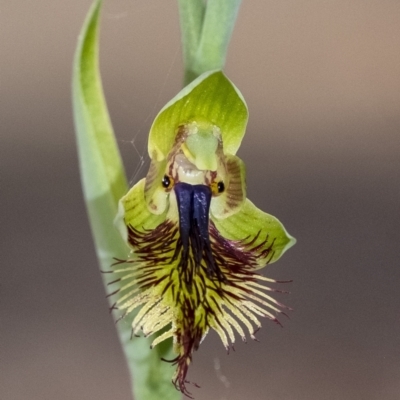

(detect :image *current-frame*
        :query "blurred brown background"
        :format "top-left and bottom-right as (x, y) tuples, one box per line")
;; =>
(1, 1), (399, 399)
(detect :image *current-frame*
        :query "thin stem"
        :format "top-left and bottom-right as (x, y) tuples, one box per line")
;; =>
(177, 0), (205, 84)
(178, 0), (242, 85)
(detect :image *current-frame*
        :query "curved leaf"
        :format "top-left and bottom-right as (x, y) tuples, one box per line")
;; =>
(72, 1), (180, 399)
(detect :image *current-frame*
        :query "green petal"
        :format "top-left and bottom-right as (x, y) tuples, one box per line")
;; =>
(148, 71), (248, 161)
(210, 154), (246, 218)
(144, 159), (169, 215)
(115, 178), (167, 241)
(212, 199), (296, 266)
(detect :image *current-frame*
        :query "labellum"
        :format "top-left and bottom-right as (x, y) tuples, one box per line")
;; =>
(112, 71), (296, 397)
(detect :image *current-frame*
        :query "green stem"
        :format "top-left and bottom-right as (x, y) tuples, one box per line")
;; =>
(178, 0), (242, 85)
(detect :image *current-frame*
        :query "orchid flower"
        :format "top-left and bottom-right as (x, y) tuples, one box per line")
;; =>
(112, 71), (295, 397)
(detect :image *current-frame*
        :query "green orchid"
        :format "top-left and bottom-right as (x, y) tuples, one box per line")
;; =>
(112, 70), (295, 397)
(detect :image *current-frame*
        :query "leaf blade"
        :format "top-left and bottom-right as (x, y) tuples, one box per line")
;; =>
(72, 1), (181, 399)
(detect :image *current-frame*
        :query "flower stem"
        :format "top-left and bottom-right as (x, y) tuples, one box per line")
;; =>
(178, 0), (242, 85)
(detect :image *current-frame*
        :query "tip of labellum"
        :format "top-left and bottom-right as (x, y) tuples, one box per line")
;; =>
(173, 182), (226, 286)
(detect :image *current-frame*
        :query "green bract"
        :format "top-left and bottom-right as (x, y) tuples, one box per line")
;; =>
(114, 71), (296, 397)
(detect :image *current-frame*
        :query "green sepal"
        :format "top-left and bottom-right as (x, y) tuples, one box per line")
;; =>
(212, 199), (296, 267)
(148, 71), (248, 161)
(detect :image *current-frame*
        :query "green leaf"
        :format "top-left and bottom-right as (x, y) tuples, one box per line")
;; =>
(148, 71), (248, 161)
(72, 1), (181, 399)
